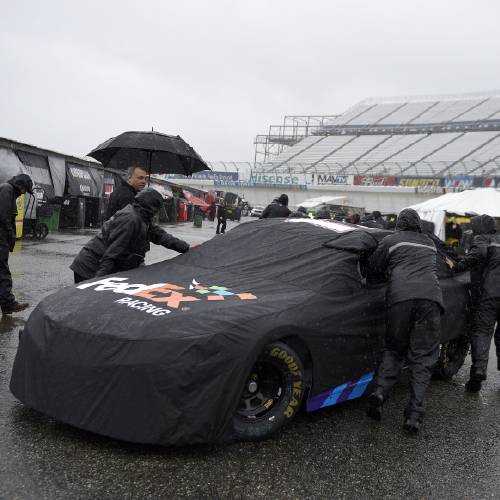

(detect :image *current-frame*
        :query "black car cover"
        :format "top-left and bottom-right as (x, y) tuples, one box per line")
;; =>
(9, 219), (465, 446)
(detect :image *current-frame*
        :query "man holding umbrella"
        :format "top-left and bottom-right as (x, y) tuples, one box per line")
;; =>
(105, 165), (148, 220)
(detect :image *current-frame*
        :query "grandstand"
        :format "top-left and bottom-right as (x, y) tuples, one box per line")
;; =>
(257, 91), (500, 180)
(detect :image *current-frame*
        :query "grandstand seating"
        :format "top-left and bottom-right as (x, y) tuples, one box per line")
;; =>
(314, 135), (391, 171)
(457, 99), (500, 121)
(270, 136), (325, 166)
(290, 136), (355, 167)
(377, 101), (439, 125)
(356, 134), (427, 165)
(327, 94), (500, 127)
(388, 133), (461, 164)
(262, 91), (500, 177)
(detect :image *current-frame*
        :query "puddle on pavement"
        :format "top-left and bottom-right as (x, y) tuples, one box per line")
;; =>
(0, 315), (26, 334)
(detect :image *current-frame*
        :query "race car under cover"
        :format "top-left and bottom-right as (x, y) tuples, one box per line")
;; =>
(10, 218), (471, 446)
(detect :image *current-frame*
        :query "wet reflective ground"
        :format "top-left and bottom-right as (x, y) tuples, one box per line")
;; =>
(1, 220), (499, 499)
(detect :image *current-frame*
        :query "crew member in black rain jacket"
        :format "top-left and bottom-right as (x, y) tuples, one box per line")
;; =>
(260, 194), (291, 218)
(361, 210), (387, 229)
(288, 206), (309, 219)
(216, 202), (227, 234)
(366, 208), (443, 433)
(71, 189), (189, 283)
(0, 174), (33, 314)
(451, 214), (500, 391)
(454, 216), (489, 308)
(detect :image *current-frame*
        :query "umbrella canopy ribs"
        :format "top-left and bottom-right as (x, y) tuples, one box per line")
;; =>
(88, 130), (210, 177)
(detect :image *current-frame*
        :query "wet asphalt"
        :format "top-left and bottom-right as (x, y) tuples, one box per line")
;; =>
(1, 219), (499, 499)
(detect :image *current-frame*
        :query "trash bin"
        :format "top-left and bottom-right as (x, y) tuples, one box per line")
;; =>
(193, 213), (203, 228)
(38, 204), (60, 232)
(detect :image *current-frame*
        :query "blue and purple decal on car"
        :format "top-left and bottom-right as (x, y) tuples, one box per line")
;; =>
(306, 372), (374, 412)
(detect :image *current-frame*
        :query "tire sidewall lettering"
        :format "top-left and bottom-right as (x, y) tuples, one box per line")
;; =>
(268, 346), (304, 418)
(235, 341), (306, 441)
(269, 347), (302, 378)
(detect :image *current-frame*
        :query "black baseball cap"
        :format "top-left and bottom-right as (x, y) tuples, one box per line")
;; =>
(12, 173), (34, 194)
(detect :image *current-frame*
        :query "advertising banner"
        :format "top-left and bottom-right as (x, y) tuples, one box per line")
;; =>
(443, 176), (474, 189)
(192, 171), (239, 181)
(213, 179), (308, 190)
(397, 177), (443, 193)
(250, 172), (305, 186)
(164, 171), (239, 181)
(309, 173), (353, 186)
(66, 164), (101, 197)
(354, 175), (396, 186)
(476, 177), (499, 188)
(214, 180), (254, 188)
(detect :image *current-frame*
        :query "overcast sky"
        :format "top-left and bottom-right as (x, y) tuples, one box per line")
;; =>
(1, 0), (500, 162)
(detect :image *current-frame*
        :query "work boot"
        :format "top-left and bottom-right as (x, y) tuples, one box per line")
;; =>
(366, 391), (384, 421)
(466, 369), (485, 392)
(465, 377), (482, 392)
(1, 302), (29, 315)
(403, 415), (421, 434)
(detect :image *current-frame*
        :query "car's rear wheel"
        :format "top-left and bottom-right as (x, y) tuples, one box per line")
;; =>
(434, 335), (470, 379)
(233, 341), (305, 441)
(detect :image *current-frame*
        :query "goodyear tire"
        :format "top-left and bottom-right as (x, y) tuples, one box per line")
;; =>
(233, 341), (305, 441)
(434, 335), (470, 379)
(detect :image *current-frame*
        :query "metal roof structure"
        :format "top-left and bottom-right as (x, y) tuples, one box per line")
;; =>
(259, 92), (500, 177)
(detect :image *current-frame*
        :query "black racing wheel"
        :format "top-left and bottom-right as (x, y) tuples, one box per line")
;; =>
(234, 341), (305, 441)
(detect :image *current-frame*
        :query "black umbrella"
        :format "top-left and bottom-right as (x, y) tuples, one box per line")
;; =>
(88, 130), (210, 176)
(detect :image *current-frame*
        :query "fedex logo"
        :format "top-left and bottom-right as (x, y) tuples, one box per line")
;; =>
(77, 277), (257, 316)
(77, 277), (199, 310)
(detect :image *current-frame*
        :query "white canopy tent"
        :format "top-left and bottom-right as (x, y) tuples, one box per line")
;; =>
(299, 195), (347, 209)
(408, 188), (500, 240)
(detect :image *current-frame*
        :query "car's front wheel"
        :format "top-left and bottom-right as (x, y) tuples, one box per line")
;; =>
(233, 341), (305, 441)
(434, 335), (470, 379)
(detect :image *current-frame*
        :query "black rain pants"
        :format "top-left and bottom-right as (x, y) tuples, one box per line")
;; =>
(470, 297), (500, 378)
(0, 242), (15, 308)
(216, 219), (226, 234)
(374, 299), (441, 420)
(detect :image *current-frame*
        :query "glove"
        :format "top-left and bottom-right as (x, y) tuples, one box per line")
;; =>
(176, 241), (190, 254)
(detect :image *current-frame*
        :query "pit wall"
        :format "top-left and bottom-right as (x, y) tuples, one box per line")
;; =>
(170, 179), (436, 213)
